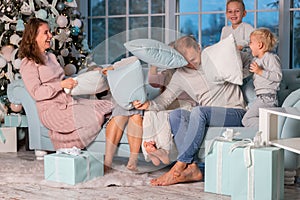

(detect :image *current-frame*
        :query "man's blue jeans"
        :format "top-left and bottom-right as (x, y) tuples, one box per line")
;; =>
(169, 106), (246, 163)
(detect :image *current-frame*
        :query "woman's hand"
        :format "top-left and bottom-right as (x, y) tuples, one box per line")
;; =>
(61, 77), (78, 89)
(132, 100), (150, 110)
(249, 61), (263, 76)
(102, 65), (114, 76)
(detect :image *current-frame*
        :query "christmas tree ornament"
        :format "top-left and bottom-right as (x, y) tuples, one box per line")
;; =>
(60, 48), (69, 57)
(20, 2), (32, 15)
(64, 63), (76, 76)
(70, 26), (80, 36)
(56, 15), (68, 28)
(11, 48), (21, 70)
(71, 19), (82, 28)
(56, 2), (65, 11)
(53, 28), (72, 48)
(10, 34), (21, 46)
(1, 45), (14, 62)
(16, 19), (25, 32)
(35, 9), (48, 20)
(47, 14), (57, 32)
(65, 0), (77, 8)
(0, 56), (7, 69)
(10, 103), (23, 113)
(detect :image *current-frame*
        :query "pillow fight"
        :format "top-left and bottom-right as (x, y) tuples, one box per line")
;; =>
(18, 0), (282, 186)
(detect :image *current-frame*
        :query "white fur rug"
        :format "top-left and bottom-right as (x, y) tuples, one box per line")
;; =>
(0, 151), (169, 188)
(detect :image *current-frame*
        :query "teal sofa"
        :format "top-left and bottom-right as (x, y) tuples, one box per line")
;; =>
(7, 69), (300, 171)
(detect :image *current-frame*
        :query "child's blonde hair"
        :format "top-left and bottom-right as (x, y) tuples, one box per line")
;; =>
(251, 28), (278, 52)
(226, 0), (245, 11)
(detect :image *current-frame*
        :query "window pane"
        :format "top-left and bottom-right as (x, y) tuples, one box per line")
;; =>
(108, 18), (126, 37)
(89, 18), (105, 48)
(257, 12), (279, 35)
(108, 0), (126, 15)
(151, 17), (165, 41)
(243, 12), (255, 27)
(152, 0), (165, 14)
(108, 34), (127, 64)
(258, 0), (279, 10)
(179, 15), (198, 37)
(292, 0), (300, 8)
(179, 0), (198, 12)
(129, 17), (148, 40)
(89, 0), (105, 16)
(201, 14), (225, 47)
(202, 1), (225, 12)
(243, 0), (254, 10)
(129, 0), (148, 14)
(291, 11), (300, 68)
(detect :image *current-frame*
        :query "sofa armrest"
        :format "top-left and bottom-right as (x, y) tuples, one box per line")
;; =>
(7, 80), (54, 151)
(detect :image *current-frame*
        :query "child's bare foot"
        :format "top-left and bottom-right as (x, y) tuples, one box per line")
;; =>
(143, 141), (157, 153)
(147, 154), (161, 166)
(150, 149), (170, 165)
(144, 141), (170, 165)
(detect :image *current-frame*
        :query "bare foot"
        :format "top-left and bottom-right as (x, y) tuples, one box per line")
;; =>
(150, 149), (170, 165)
(104, 165), (112, 174)
(174, 163), (203, 183)
(127, 155), (138, 172)
(143, 141), (157, 153)
(144, 141), (170, 166)
(150, 162), (202, 186)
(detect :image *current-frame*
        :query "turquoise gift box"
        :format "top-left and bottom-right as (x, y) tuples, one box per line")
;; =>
(230, 146), (284, 200)
(4, 115), (28, 127)
(204, 140), (234, 196)
(44, 151), (104, 185)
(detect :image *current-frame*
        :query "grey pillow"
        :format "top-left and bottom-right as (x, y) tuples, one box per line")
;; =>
(107, 57), (146, 110)
(124, 39), (188, 69)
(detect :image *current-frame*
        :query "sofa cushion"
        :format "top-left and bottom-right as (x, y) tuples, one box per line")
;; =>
(124, 39), (188, 69)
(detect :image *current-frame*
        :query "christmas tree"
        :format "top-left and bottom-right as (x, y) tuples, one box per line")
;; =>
(0, 0), (90, 98)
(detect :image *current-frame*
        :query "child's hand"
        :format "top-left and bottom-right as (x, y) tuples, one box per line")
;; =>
(102, 65), (114, 76)
(249, 61), (263, 76)
(132, 100), (150, 110)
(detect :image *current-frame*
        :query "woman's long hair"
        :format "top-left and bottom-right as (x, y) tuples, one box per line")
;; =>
(18, 18), (49, 65)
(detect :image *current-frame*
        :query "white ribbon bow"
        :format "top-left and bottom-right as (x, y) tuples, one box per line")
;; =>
(56, 146), (81, 156)
(230, 131), (263, 168)
(206, 128), (240, 156)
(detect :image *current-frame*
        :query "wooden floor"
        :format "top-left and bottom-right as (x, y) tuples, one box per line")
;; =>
(1, 145), (300, 200)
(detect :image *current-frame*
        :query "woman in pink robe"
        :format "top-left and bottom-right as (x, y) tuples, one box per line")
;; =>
(18, 18), (113, 149)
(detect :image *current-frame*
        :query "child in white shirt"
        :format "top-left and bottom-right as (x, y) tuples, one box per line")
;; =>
(221, 0), (254, 51)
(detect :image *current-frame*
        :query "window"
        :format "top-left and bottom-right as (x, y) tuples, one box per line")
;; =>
(290, 0), (300, 68)
(80, 0), (295, 69)
(82, 0), (165, 64)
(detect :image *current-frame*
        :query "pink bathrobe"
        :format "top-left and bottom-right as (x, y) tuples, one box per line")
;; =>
(20, 52), (113, 149)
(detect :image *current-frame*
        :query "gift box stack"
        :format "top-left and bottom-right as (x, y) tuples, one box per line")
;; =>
(44, 150), (104, 185)
(0, 127), (17, 152)
(204, 131), (284, 200)
(0, 114), (28, 152)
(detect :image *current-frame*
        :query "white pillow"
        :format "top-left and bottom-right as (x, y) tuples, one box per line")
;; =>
(201, 34), (243, 85)
(64, 70), (109, 95)
(107, 56), (146, 110)
(124, 39), (188, 69)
